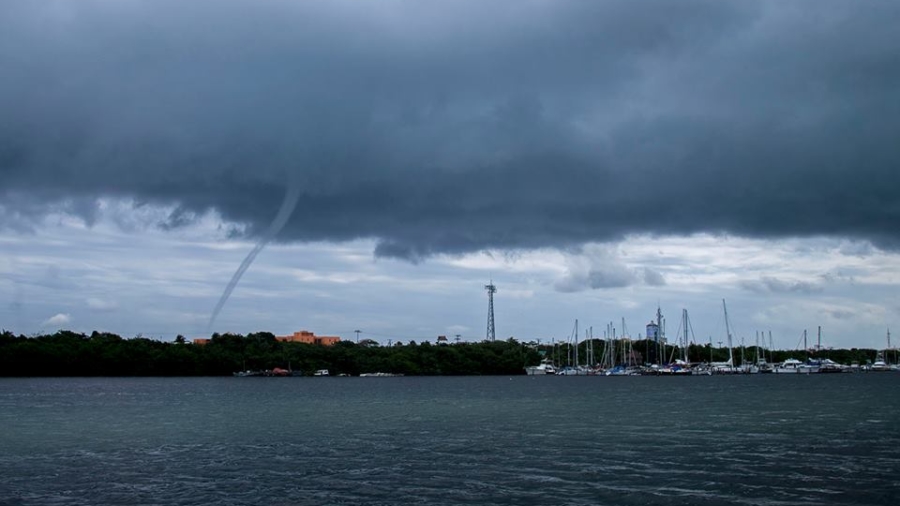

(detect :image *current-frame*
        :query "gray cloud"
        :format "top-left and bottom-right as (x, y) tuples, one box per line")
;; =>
(819, 270), (857, 285)
(824, 308), (855, 320)
(556, 266), (637, 293)
(837, 241), (876, 258)
(742, 276), (823, 294)
(553, 246), (667, 293)
(86, 297), (118, 311)
(642, 268), (666, 287)
(2, 1), (899, 259)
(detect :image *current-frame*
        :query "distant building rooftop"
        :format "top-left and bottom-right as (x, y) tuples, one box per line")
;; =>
(276, 330), (341, 346)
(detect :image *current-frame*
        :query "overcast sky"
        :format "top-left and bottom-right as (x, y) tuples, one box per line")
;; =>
(2, 0), (899, 351)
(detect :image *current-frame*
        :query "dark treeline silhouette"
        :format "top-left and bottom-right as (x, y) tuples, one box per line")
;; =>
(0, 330), (540, 376)
(0, 330), (888, 377)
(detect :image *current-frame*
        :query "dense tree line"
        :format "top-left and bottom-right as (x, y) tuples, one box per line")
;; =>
(0, 330), (540, 376)
(0, 330), (890, 377)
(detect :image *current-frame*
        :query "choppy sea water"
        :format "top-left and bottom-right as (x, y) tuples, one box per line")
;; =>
(1, 375), (898, 506)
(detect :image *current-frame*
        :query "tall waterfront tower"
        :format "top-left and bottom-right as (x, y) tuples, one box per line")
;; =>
(485, 281), (497, 342)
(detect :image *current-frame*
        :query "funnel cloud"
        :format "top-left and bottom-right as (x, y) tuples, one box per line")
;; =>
(207, 182), (301, 333)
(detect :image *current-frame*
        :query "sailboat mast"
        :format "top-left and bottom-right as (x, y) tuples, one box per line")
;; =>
(723, 299), (734, 365)
(889, 329), (894, 365)
(740, 337), (745, 368)
(603, 323), (616, 369)
(756, 331), (761, 364)
(604, 323), (610, 369)
(574, 319), (579, 369)
(612, 324), (617, 369)
(803, 329), (808, 361)
(588, 327), (593, 367)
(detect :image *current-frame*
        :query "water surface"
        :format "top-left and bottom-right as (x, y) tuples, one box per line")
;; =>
(1, 375), (897, 505)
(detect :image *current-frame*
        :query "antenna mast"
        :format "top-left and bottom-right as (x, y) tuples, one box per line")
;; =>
(485, 281), (497, 342)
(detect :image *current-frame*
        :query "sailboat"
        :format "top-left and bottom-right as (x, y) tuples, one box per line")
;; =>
(710, 299), (735, 374)
(663, 309), (694, 374)
(867, 329), (896, 372)
(557, 320), (588, 375)
(755, 331), (772, 373)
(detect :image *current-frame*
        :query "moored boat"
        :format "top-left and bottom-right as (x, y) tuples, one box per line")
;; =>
(773, 358), (819, 374)
(815, 358), (847, 373)
(773, 358), (802, 374)
(866, 352), (892, 372)
(525, 358), (557, 375)
(233, 370), (264, 377)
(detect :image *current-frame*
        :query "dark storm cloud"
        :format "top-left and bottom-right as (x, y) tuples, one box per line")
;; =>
(2, 0), (899, 259)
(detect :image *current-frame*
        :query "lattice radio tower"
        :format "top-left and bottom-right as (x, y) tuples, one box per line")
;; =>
(485, 280), (497, 342)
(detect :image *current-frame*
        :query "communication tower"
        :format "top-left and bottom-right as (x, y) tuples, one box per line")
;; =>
(485, 281), (497, 342)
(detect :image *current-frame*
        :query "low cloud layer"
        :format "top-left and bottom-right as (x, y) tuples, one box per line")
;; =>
(2, 1), (899, 259)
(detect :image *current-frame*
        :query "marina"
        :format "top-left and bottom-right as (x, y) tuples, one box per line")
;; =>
(523, 305), (899, 377)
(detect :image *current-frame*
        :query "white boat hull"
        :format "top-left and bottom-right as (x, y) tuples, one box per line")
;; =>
(773, 368), (799, 374)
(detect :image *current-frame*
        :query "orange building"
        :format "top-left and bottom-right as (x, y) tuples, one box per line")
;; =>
(192, 338), (211, 345)
(276, 330), (341, 346)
